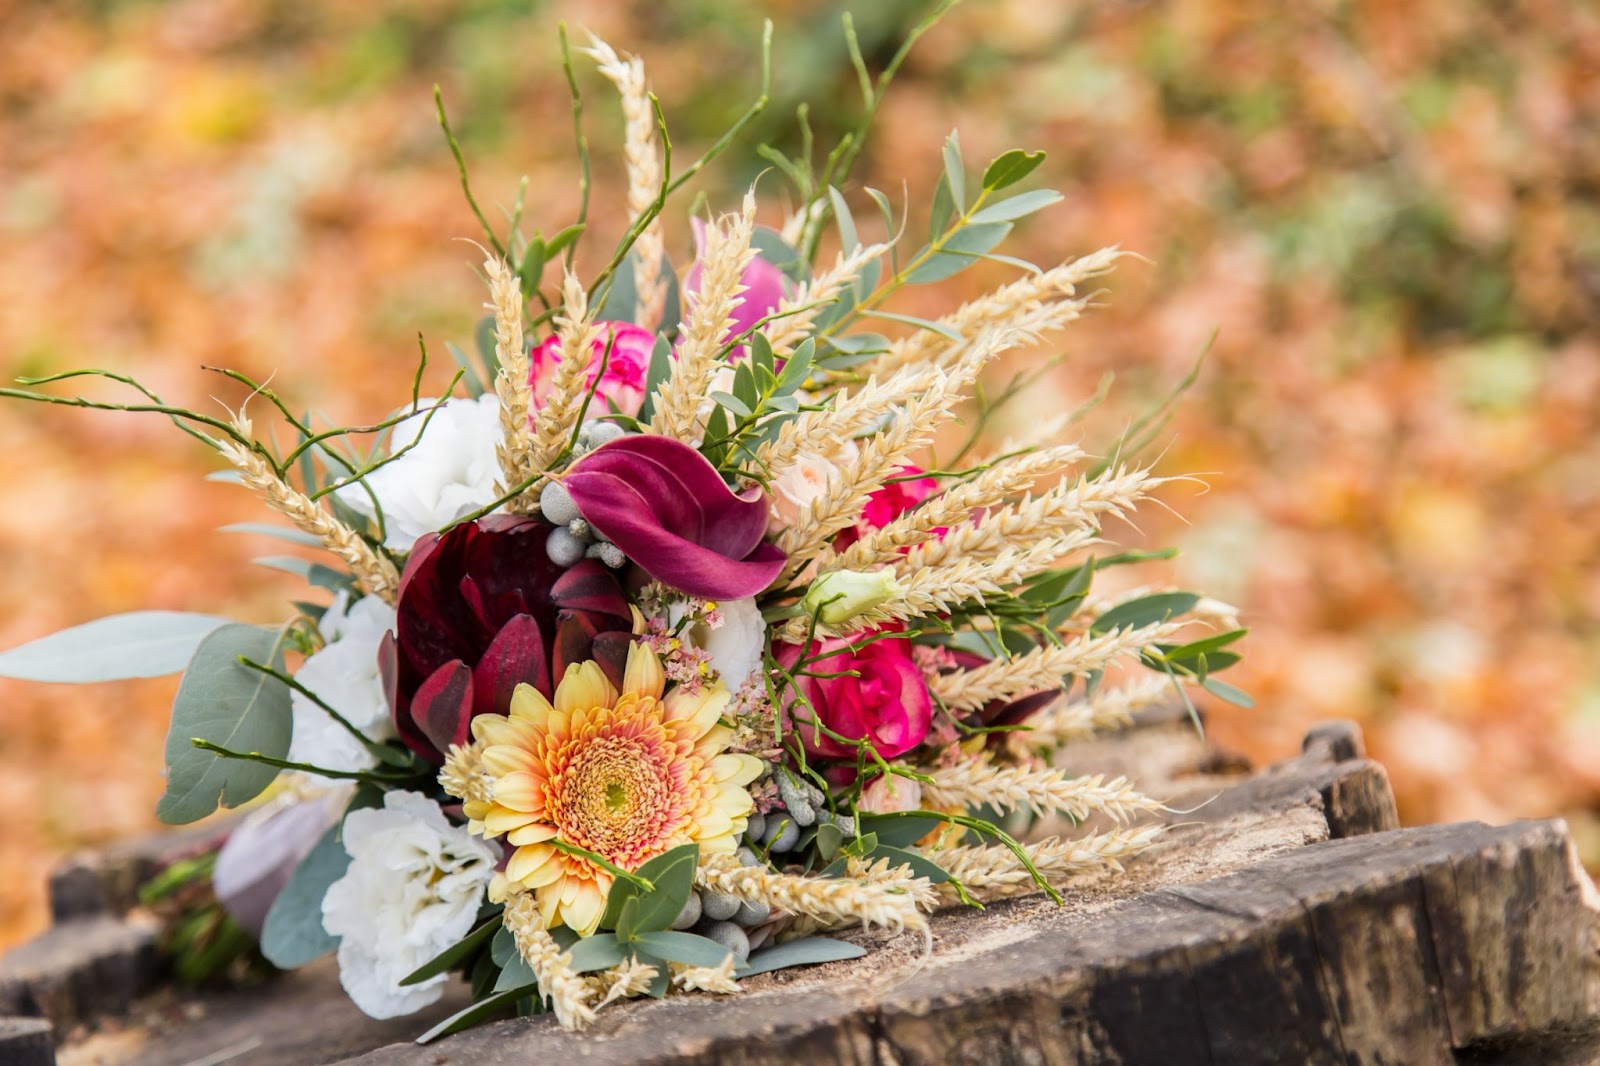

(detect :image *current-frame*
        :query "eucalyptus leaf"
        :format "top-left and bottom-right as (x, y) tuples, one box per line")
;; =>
(968, 189), (1064, 225)
(258, 825), (347, 969)
(1201, 677), (1255, 708)
(258, 785), (382, 970)
(982, 148), (1046, 190)
(856, 813), (944, 849)
(736, 936), (866, 978)
(493, 951), (537, 991)
(416, 984), (535, 1044)
(828, 186), (860, 252)
(750, 227), (808, 284)
(220, 524), (324, 547)
(941, 130), (966, 210)
(638, 334), (673, 423)
(633, 931), (732, 969)
(1090, 593), (1202, 636)
(0, 611), (233, 683)
(711, 391), (753, 418)
(490, 925), (518, 967)
(446, 342), (486, 398)
(155, 624), (294, 825)
(565, 933), (627, 974)
(904, 223), (1013, 285)
(253, 556), (355, 594)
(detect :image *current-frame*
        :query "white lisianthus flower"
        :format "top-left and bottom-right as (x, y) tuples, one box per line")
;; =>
(288, 592), (396, 778)
(766, 450), (838, 534)
(321, 791), (499, 1019)
(335, 394), (503, 551)
(669, 596), (767, 689)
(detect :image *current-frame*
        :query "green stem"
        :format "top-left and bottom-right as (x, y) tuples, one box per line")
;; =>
(549, 840), (654, 892)
(434, 85), (507, 260)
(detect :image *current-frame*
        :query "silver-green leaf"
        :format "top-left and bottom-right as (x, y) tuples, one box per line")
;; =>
(155, 623), (293, 825)
(0, 611), (233, 683)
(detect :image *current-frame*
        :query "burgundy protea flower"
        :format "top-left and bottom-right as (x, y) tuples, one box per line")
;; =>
(380, 516), (633, 763)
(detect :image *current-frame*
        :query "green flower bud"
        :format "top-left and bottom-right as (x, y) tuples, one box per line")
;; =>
(801, 569), (905, 626)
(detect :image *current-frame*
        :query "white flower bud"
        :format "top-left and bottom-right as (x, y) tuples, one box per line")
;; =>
(801, 569), (905, 626)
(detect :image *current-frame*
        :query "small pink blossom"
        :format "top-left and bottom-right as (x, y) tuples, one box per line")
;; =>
(529, 321), (655, 419)
(859, 774), (923, 815)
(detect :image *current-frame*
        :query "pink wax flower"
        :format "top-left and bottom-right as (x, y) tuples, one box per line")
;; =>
(833, 466), (943, 550)
(529, 321), (655, 418)
(775, 628), (934, 761)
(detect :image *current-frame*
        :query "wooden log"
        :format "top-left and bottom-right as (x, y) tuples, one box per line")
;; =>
(13, 720), (1595, 1066)
(0, 1017), (54, 1066)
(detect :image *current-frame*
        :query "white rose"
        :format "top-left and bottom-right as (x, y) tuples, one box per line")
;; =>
(335, 394), (503, 551)
(288, 592), (397, 778)
(669, 596), (767, 690)
(321, 791), (499, 1019)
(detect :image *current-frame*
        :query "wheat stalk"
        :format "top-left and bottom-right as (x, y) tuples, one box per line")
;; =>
(216, 420), (399, 602)
(757, 364), (942, 475)
(650, 194), (757, 441)
(670, 957), (741, 994)
(589, 956), (660, 1007)
(697, 852), (933, 934)
(524, 271), (603, 488)
(827, 444), (1088, 570)
(901, 463), (1162, 575)
(922, 757), (1164, 823)
(586, 37), (667, 330)
(483, 256), (536, 501)
(764, 242), (889, 357)
(929, 620), (1188, 711)
(934, 824), (1164, 902)
(869, 248), (1122, 376)
(1004, 674), (1173, 755)
(505, 892), (598, 1030)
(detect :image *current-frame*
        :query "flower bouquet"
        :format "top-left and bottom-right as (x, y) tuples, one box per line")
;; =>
(0, 12), (1247, 1040)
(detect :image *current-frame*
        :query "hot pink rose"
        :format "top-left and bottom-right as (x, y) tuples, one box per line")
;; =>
(529, 321), (655, 418)
(834, 466), (942, 550)
(776, 629), (933, 761)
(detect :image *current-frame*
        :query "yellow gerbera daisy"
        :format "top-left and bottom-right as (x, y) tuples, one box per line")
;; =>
(468, 641), (765, 935)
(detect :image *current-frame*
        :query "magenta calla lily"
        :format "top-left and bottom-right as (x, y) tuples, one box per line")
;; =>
(563, 435), (786, 600)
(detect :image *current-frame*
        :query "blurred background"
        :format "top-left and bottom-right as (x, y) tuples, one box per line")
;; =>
(1, 0), (1597, 950)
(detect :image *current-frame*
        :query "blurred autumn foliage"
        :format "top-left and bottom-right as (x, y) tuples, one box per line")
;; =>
(1, 0), (1597, 950)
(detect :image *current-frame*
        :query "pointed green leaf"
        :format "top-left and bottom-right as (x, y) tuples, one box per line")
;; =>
(399, 914), (503, 987)
(565, 933), (627, 974)
(736, 936), (866, 977)
(942, 130), (965, 210)
(0, 611), (232, 683)
(1090, 593), (1202, 636)
(634, 931), (733, 969)
(968, 189), (1064, 225)
(981, 149), (1045, 191)
(416, 984), (535, 1044)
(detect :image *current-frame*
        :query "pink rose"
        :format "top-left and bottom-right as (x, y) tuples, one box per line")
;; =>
(776, 628), (933, 761)
(834, 466), (942, 550)
(529, 321), (655, 419)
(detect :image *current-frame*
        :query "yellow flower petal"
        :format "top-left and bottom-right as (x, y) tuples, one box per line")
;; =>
(482, 743), (529, 777)
(562, 881), (607, 936)
(509, 683), (557, 727)
(555, 661), (617, 715)
(484, 806), (538, 836)
(472, 714), (539, 749)
(665, 686), (729, 739)
(708, 753), (765, 787)
(492, 771), (545, 812)
(507, 822), (559, 846)
(622, 641), (665, 701)
(506, 842), (556, 884)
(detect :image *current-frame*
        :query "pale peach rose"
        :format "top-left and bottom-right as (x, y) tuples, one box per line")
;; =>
(767, 451), (840, 533)
(858, 774), (923, 814)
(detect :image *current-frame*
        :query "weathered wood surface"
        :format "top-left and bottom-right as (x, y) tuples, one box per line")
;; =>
(7, 717), (1596, 1066)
